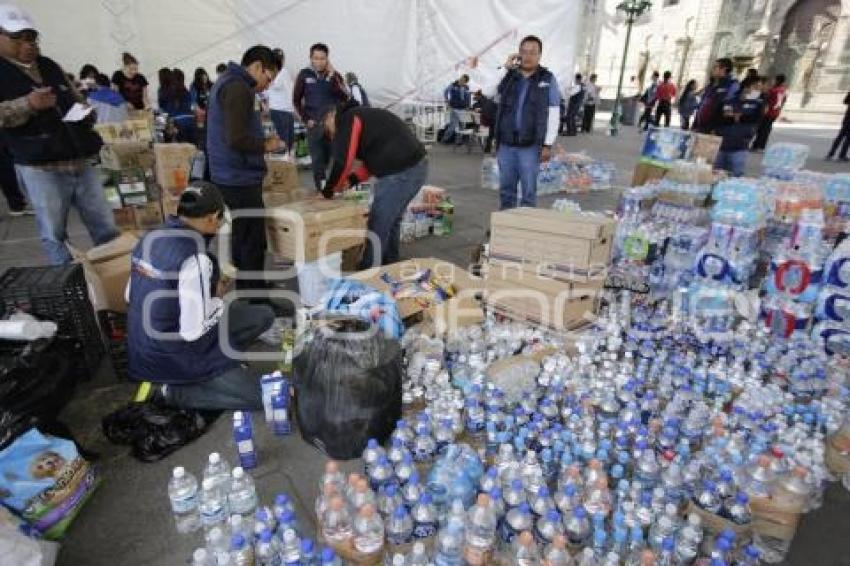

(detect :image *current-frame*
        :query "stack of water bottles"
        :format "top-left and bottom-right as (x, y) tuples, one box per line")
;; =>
(762, 143), (810, 180)
(813, 237), (850, 355)
(168, 450), (347, 566)
(349, 300), (849, 565)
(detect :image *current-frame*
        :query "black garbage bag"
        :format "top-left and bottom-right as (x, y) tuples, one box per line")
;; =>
(102, 402), (220, 462)
(0, 338), (77, 451)
(294, 316), (402, 460)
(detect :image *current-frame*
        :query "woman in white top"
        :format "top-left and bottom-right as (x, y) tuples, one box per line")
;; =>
(267, 48), (296, 150)
(345, 72), (370, 107)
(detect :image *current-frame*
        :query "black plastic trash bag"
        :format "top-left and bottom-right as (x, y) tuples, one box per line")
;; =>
(102, 403), (220, 462)
(294, 316), (402, 460)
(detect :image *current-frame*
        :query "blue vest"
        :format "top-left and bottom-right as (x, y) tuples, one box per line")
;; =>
(0, 56), (103, 164)
(495, 67), (553, 147)
(127, 216), (237, 385)
(206, 62), (266, 187)
(299, 67), (340, 122)
(447, 83), (469, 110)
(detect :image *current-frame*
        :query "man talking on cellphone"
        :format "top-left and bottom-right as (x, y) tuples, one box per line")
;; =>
(484, 35), (560, 210)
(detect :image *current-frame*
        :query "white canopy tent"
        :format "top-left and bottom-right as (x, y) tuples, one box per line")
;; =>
(23, 0), (581, 108)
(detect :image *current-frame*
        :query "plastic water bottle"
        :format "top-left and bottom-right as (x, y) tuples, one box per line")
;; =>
(369, 455), (397, 492)
(256, 528), (283, 566)
(504, 478), (527, 509)
(363, 438), (386, 473)
(271, 382), (291, 435)
(233, 411), (257, 469)
(228, 514), (250, 540)
(203, 453), (232, 495)
(276, 528), (300, 565)
(530, 485), (555, 517)
(564, 506), (592, 549)
(674, 513), (702, 564)
(464, 493), (497, 564)
(412, 424), (437, 463)
(734, 544), (762, 566)
(254, 507), (276, 540)
(191, 547), (214, 566)
(351, 478), (377, 510)
(512, 531), (540, 565)
(402, 472), (424, 508)
(299, 539), (316, 566)
(434, 519), (465, 565)
(274, 493), (296, 521)
(411, 492), (439, 541)
(407, 542), (431, 565)
(725, 492), (752, 524)
(353, 504), (385, 554)
(694, 479), (722, 514)
(200, 477), (228, 531)
(499, 501), (533, 547)
(228, 467), (258, 518)
(229, 533), (254, 565)
(534, 508), (565, 545)
(168, 466), (201, 533)
(321, 496), (353, 544)
(542, 534), (571, 565)
(319, 461), (345, 494)
(395, 452), (417, 486)
(387, 504), (414, 550)
(319, 547), (342, 566)
(206, 526), (229, 564)
(388, 438), (409, 467)
(378, 484), (404, 517)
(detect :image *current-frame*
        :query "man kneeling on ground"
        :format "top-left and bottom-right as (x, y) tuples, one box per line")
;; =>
(126, 182), (274, 410)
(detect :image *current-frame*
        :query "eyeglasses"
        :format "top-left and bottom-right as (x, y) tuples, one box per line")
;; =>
(3, 29), (38, 43)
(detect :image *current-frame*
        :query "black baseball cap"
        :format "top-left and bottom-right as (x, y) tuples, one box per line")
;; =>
(177, 181), (225, 218)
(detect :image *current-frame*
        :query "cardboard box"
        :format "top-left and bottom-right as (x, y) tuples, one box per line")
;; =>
(153, 143), (197, 195)
(94, 119), (154, 143)
(263, 157), (300, 195)
(161, 191), (179, 217)
(113, 202), (163, 231)
(484, 261), (600, 331)
(489, 208), (614, 280)
(100, 142), (155, 171)
(691, 132), (722, 165)
(632, 161), (669, 186)
(640, 126), (692, 165)
(112, 168), (151, 207)
(352, 257), (485, 334)
(70, 232), (139, 312)
(265, 195), (368, 261)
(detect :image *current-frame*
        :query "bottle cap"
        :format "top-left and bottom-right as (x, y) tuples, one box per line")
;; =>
(202, 478), (215, 490)
(209, 452), (220, 464)
(173, 466), (185, 478)
(193, 548), (208, 562)
(321, 547), (337, 562)
(301, 538), (315, 553)
(232, 467), (244, 479)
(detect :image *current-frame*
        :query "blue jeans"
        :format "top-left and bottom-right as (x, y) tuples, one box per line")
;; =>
(497, 144), (540, 209)
(270, 109), (295, 150)
(360, 159), (428, 269)
(17, 164), (120, 264)
(715, 150), (747, 177)
(442, 109), (461, 143)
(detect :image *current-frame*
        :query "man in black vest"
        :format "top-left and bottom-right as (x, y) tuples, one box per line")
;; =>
(127, 182), (275, 410)
(0, 4), (119, 264)
(489, 35), (561, 209)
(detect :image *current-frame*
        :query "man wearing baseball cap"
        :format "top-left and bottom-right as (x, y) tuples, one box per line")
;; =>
(126, 182), (275, 410)
(0, 3), (119, 264)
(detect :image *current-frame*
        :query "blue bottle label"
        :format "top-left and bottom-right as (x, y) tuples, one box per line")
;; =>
(412, 521), (437, 539)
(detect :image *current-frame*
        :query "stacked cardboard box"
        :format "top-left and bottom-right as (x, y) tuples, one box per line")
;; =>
(486, 208), (614, 330)
(265, 194), (368, 262)
(99, 135), (162, 231)
(154, 143), (197, 197)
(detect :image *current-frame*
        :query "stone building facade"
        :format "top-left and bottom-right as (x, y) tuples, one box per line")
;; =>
(578, 0), (850, 112)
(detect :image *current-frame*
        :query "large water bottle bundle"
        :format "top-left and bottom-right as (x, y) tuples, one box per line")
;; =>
(762, 143), (809, 180)
(331, 307), (850, 565)
(822, 173), (850, 239)
(813, 237), (850, 356)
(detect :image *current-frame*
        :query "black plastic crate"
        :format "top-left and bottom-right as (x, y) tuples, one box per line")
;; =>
(0, 264), (104, 375)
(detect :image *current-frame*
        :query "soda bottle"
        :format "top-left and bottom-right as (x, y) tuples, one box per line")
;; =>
(530, 485), (555, 517)
(168, 466), (201, 533)
(402, 472), (424, 509)
(564, 506), (592, 549)
(407, 542), (431, 565)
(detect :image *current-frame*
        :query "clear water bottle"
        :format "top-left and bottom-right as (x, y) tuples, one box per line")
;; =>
(534, 508), (564, 545)
(275, 493), (296, 521)
(300, 538), (316, 566)
(395, 453), (417, 485)
(256, 528), (284, 566)
(369, 455), (397, 492)
(724, 492), (752, 524)
(564, 506), (592, 549)
(402, 472), (424, 508)
(530, 485), (555, 517)
(206, 526), (229, 564)
(542, 534), (571, 565)
(363, 438), (386, 473)
(505, 478), (527, 509)
(499, 501), (533, 547)
(555, 483), (581, 515)
(480, 467), (499, 494)
(656, 537), (675, 566)
(378, 484), (404, 517)
(199, 477), (228, 531)
(254, 507), (276, 540)
(191, 547), (214, 566)
(278, 528), (301, 565)
(168, 466), (201, 533)
(694, 479), (722, 514)
(411, 492), (439, 541)
(391, 419), (415, 449)
(674, 513), (702, 564)
(412, 425), (437, 463)
(320, 460), (345, 494)
(388, 438), (409, 467)
(228, 467), (258, 518)
(351, 478), (377, 510)
(321, 496), (353, 544)
(406, 541), (431, 565)
(464, 493), (497, 564)
(229, 533), (254, 566)
(353, 504), (385, 555)
(203, 453), (232, 494)
(434, 520), (464, 565)
(734, 544), (762, 566)
(512, 531), (540, 565)
(319, 547), (342, 566)
(387, 504), (414, 549)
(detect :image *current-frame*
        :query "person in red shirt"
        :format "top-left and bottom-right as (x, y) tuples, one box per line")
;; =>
(654, 71), (676, 128)
(751, 74), (787, 152)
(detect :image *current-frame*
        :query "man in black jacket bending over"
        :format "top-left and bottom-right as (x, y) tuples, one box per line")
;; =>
(320, 103), (427, 269)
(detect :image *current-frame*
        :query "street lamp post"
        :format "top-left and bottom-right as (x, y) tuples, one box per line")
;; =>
(609, 0), (653, 136)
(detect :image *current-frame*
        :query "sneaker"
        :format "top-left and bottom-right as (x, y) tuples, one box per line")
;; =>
(133, 381), (169, 406)
(8, 206), (34, 217)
